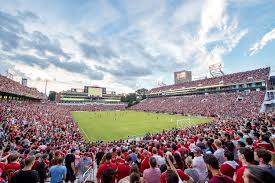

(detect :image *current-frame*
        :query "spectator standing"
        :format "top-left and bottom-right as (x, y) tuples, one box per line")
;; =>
(140, 150), (150, 173)
(191, 146), (208, 183)
(101, 167), (115, 183)
(65, 149), (76, 183)
(214, 140), (225, 166)
(49, 157), (67, 183)
(220, 150), (238, 178)
(96, 152), (117, 183)
(235, 147), (254, 183)
(243, 165), (275, 183)
(34, 154), (47, 183)
(254, 149), (275, 174)
(117, 156), (131, 182)
(184, 156), (199, 183)
(77, 153), (92, 183)
(11, 156), (40, 183)
(4, 153), (21, 182)
(96, 148), (104, 166)
(204, 154), (234, 183)
(143, 157), (161, 183)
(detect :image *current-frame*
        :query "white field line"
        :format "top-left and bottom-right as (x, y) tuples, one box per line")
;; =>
(80, 127), (91, 141)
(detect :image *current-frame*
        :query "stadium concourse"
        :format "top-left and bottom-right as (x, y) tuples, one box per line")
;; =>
(0, 68), (275, 183)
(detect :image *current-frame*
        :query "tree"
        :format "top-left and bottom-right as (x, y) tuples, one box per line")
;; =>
(120, 93), (137, 107)
(48, 91), (57, 101)
(135, 88), (148, 100)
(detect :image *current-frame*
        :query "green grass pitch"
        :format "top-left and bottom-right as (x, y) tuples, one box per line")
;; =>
(71, 111), (211, 142)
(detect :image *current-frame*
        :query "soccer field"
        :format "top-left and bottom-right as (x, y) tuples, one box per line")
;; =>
(71, 111), (211, 142)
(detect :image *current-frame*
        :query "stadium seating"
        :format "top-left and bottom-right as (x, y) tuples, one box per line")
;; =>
(0, 75), (45, 99)
(0, 67), (275, 183)
(130, 91), (265, 118)
(150, 67), (270, 94)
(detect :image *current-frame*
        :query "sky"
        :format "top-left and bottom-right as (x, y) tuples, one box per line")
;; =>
(0, 0), (275, 94)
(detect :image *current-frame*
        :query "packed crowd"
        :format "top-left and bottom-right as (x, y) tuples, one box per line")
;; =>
(0, 68), (274, 183)
(131, 91), (265, 118)
(0, 75), (45, 99)
(0, 95), (274, 183)
(150, 67), (270, 94)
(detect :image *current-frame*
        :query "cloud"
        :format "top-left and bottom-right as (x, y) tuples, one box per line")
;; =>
(0, 0), (251, 92)
(96, 59), (151, 78)
(0, 10), (103, 81)
(16, 10), (39, 21)
(249, 28), (275, 56)
(11, 54), (103, 80)
(27, 31), (71, 59)
(79, 42), (117, 63)
(0, 11), (25, 51)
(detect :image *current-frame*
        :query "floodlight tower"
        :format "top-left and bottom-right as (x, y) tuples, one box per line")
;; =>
(209, 63), (224, 77)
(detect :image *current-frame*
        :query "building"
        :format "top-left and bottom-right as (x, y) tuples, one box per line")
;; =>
(270, 76), (275, 90)
(174, 70), (192, 84)
(21, 78), (27, 86)
(56, 85), (122, 104)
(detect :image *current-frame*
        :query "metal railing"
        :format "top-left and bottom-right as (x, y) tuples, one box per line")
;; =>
(82, 161), (97, 183)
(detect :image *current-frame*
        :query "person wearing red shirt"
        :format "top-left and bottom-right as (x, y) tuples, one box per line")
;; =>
(156, 144), (163, 157)
(160, 154), (191, 183)
(220, 150), (239, 178)
(116, 156), (131, 181)
(112, 149), (125, 165)
(203, 154), (234, 183)
(178, 142), (189, 158)
(235, 147), (254, 183)
(140, 150), (150, 173)
(96, 152), (117, 183)
(4, 153), (21, 182)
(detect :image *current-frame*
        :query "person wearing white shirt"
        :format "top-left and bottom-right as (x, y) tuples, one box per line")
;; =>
(214, 139), (225, 166)
(191, 146), (208, 183)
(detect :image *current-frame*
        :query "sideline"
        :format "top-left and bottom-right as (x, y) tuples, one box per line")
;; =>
(80, 127), (91, 141)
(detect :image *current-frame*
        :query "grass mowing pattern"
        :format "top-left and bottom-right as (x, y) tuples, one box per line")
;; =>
(71, 111), (211, 142)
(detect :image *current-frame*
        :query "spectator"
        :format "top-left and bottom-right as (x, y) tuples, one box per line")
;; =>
(160, 154), (191, 183)
(243, 165), (275, 183)
(49, 157), (67, 183)
(174, 153), (184, 171)
(118, 165), (141, 183)
(184, 156), (199, 183)
(4, 153), (21, 182)
(140, 150), (150, 173)
(102, 167), (115, 183)
(96, 152), (117, 183)
(220, 150), (238, 178)
(235, 147), (254, 183)
(11, 156), (40, 183)
(143, 157), (161, 183)
(65, 148), (76, 183)
(214, 140), (225, 167)
(191, 146), (208, 183)
(34, 154), (47, 183)
(203, 154), (234, 183)
(165, 169), (178, 183)
(77, 152), (92, 183)
(152, 148), (164, 167)
(130, 172), (140, 183)
(254, 149), (275, 174)
(117, 156), (131, 181)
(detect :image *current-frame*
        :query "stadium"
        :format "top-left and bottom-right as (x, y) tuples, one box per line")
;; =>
(1, 1), (275, 183)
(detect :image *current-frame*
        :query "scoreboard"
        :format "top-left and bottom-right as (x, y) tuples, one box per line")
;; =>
(88, 87), (103, 97)
(174, 70), (192, 84)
